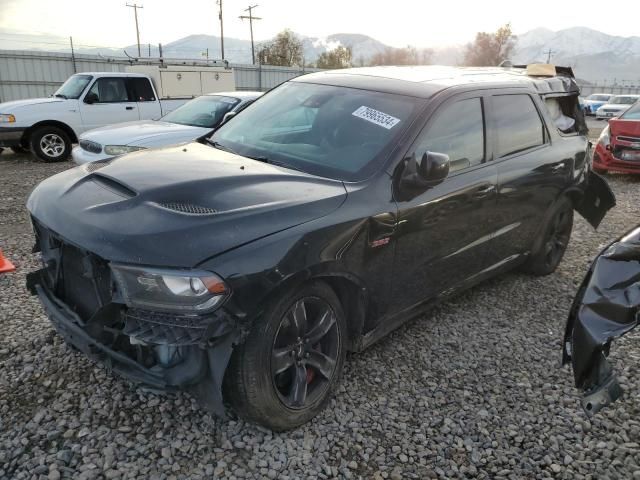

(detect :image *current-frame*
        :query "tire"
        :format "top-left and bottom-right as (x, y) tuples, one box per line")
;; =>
(29, 126), (71, 162)
(522, 197), (573, 276)
(224, 281), (347, 431)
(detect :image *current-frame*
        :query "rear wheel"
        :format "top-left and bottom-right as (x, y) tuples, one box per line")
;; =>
(522, 197), (573, 276)
(30, 126), (71, 162)
(224, 281), (347, 431)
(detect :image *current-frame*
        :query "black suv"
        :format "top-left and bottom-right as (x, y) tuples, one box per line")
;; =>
(27, 65), (615, 430)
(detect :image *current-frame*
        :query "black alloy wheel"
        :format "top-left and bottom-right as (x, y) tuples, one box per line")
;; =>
(522, 197), (574, 276)
(223, 281), (347, 431)
(271, 297), (340, 409)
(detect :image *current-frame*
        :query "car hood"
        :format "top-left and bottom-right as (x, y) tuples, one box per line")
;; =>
(609, 118), (640, 139)
(27, 142), (347, 267)
(80, 120), (212, 147)
(598, 103), (630, 111)
(0, 97), (65, 111)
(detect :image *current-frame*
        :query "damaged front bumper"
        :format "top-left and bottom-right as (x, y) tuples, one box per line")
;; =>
(27, 263), (240, 417)
(563, 225), (640, 416)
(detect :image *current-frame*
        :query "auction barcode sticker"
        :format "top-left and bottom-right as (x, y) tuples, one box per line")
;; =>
(352, 106), (401, 130)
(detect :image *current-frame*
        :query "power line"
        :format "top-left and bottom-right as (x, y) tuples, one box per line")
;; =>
(126, 3), (144, 57)
(239, 4), (262, 64)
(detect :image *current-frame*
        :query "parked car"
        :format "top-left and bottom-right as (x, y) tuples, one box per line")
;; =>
(0, 65), (234, 162)
(563, 224), (640, 416)
(72, 91), (262, 165)
(26, 65), (615, 430)
(582, 93), (612, 116)
(595, 95), (640, 119)
(592, 101), (640, 174)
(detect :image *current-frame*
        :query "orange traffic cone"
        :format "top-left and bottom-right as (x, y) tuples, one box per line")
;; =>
(0, 249), (16, 273)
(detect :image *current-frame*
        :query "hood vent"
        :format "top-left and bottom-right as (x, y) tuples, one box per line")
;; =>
(158, 202), (217, 215)
(84, 159), (113, 173)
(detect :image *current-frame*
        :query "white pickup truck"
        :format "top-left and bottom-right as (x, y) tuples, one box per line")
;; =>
(0, 65), (235, 162)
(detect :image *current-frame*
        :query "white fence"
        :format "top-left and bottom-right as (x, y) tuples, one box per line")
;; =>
(0, 50), (321, 102)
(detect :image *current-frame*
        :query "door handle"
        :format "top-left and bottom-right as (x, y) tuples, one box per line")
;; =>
(126, 106), (135, 110)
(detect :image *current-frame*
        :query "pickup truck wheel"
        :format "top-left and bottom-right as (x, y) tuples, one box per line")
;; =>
(522, 197), (573, 276)
(30, 126), (71, 162)
(224, 281), (347, 431)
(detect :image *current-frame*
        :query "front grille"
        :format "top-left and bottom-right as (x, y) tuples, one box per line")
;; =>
(158, 202), (217, 215)
(80, 140), (102, 154)
(33, 220), (111, 321)
(123, 309), (210, 345)
(617, 135), (640, 143)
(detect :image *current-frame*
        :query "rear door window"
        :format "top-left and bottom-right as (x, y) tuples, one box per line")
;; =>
(493, 94), (545, 157)
(412, 97), (485, 173)
(128, 78), (156, 102)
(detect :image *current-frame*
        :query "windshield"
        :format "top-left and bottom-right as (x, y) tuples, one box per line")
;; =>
(163, 95), (240, 128)
(611, 96), (639, 105)
(588, 95), (610, 102)
(210, 82), (420, 181)
(54, 74), (92, 99)
(620, 101), (640, 120)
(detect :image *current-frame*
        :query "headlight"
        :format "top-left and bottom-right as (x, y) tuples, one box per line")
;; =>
(104, 145), (146, 156)
(111, 264), (229, 313)
(597, 125), (610, 147)
(0, 114), (16, 123)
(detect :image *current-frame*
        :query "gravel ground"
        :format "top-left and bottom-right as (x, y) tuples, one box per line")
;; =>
(1, 147), (639, 480)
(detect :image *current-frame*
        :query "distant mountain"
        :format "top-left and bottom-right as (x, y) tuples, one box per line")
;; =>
(2, 27), (639, 84)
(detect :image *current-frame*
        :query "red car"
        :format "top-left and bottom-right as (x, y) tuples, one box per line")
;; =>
(592, 101), (640, 174)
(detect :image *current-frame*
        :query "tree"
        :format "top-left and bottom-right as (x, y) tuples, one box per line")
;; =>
(464, 23), (517, 67)
(316, 45), (352, 69)
(257, 29), (304, 67)
(370, 46), (433, 66)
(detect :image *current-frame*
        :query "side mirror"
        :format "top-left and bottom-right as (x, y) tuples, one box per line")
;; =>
(84, 93), (98, 104)
(220, 111), (237, 125)
(399, 150), (450, 191)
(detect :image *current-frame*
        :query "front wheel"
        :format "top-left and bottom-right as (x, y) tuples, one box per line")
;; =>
(522, 197), (574, 276)
(30, 126), (71, 162)
(224, 281), (347, 431)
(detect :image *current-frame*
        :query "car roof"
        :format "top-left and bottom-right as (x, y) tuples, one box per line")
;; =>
(294, 65), (580, 98)
(611, 94), (640, 98)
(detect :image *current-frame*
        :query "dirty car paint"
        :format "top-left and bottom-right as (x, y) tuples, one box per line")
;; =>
(563, 225), (640, 416)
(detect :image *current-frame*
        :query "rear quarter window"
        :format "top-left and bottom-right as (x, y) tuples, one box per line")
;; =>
(493, 94), (545, 157)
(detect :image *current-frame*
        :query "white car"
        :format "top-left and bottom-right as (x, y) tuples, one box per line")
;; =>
(595, 95), (640, 119)
(582, 93), (612, 116)
(72, 91), (262, 165)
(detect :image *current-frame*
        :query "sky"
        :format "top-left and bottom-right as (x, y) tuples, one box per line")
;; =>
(0, 0), (638, 50)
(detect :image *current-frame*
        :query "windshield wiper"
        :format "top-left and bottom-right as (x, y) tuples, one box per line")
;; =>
(205, 139), (237, 155)
(246, 155), (304, 173)
(54, 93), (68, 99)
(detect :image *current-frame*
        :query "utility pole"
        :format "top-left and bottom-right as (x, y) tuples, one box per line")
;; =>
(544, 48), (555, 63)
(126, 3), (143, 57)
(217, 0), (224, 60)
(69, 36), (77, 73)
(240, 5), (262, 64)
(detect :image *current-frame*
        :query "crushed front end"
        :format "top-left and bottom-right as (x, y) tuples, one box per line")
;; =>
(563, 225), (640, 416)
(26, 219), (240, 416)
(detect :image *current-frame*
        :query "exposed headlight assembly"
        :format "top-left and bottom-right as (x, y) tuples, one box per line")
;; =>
(597, 125), (610, 148)
(0, 114), (16, 123)
(111, 264), (229, 313)
(104, 145), (147, 155)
